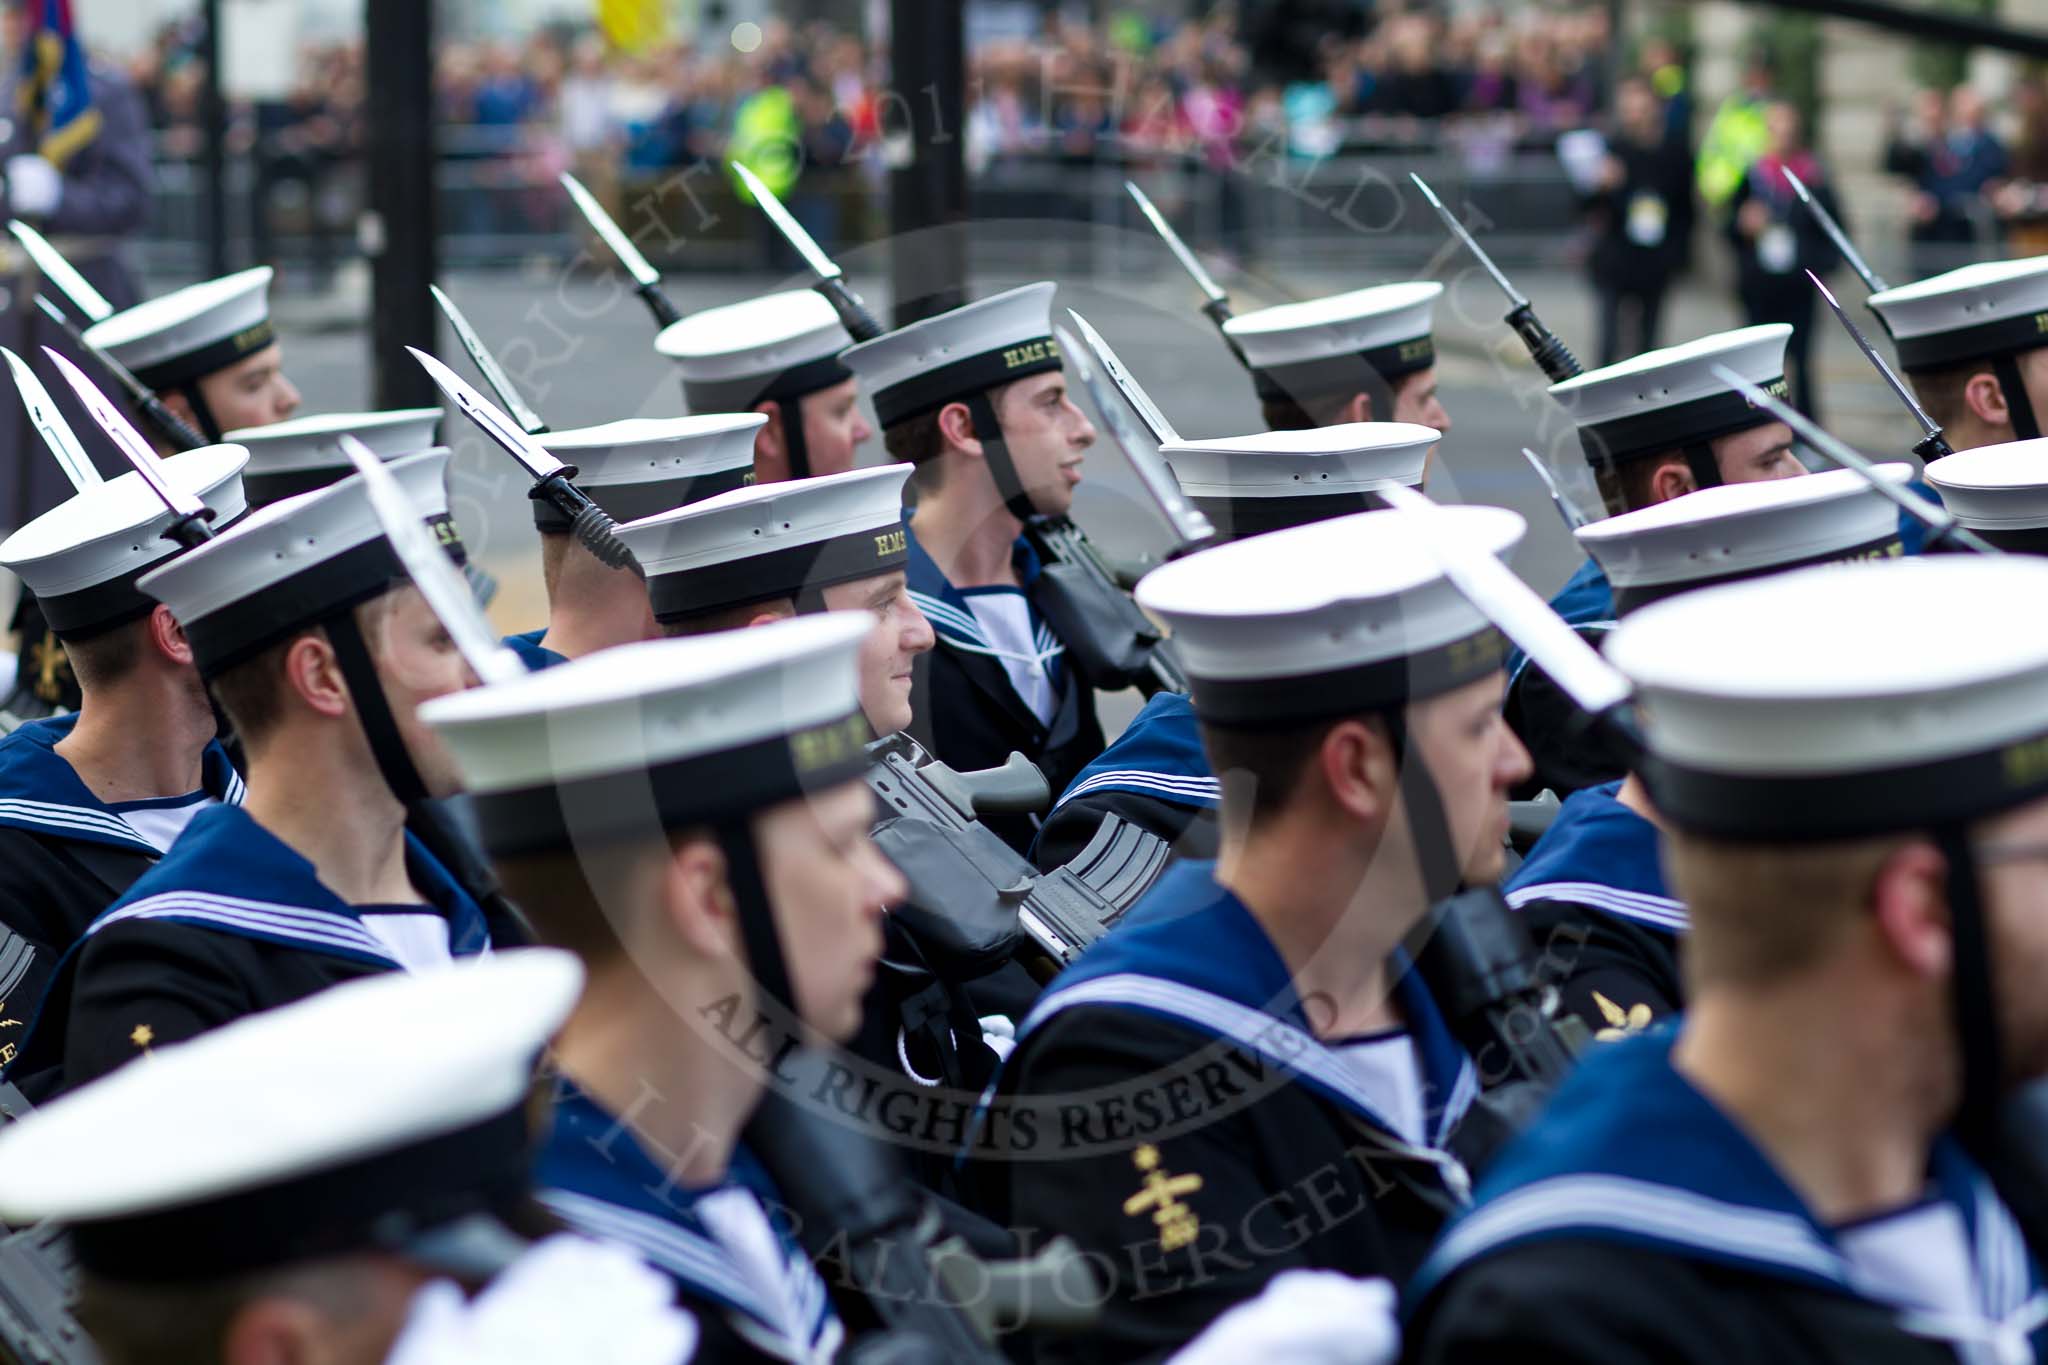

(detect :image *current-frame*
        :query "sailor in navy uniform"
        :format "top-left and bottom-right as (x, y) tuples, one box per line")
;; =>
(1869, 255), (2048, 454)
(82, 266), (301, 444)
(1925, 439), (2048, 554)
(839, 283), (1104, 855)
(0, 951), (697, 1363)
(222, 406), (445, 507)
(656, 288), (868, 484)
(1030, 422), (1437, 875)
(426, 615), (904, 1363)
(503, 413), (763, 671)
(6, 451), (520, 1098)
(972, 506), (1533, 1361)
(1223, 283), (1451, 436)
(1507, 463), (1914, 1040)
(0, 443), (249, 1039)
(1407, 554), (2048, 1364)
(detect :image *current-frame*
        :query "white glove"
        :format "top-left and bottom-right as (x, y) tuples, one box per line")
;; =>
(1165, 1271), (1400, 1365)
(979, 1013), (1017, 1063)
(6, 155), (60, 218)
(385, 1233), (698, 1365)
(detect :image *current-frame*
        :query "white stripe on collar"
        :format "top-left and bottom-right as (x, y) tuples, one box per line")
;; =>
(541, 1188), (839, 1363)
(1506, 880), (1689, 932)
(88, 892), (402, 965)
(1022, 970), (1478, 1164)
(1054, 770), (1221, 810)
(0, 797), (160, 851)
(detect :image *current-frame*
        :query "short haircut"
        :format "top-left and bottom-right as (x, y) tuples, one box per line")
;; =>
(1199, 714), (1352, 830)
(60, 616), (147, 692)
(492, 831), (697, 972)
(1903, 361), (1983, 434)
(77, 1258), (378, 1365)
(657, 597), (797, 638)
(1592, 452), (1681, 517)
(1663, 828), (1906, 990)
(881, 377), (1032, 498)
(538, 528), (572, 601)
(205, 596), (393, 752)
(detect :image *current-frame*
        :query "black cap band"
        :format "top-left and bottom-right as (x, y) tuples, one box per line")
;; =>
(680, 352), (852, 414)
(1609, 533), (1906, 618)
(181, 536), (405, 679)
(1190, 625), (1507, 727)
(1188, 488), (1393, 541)
(132, 319), (278, 391)
(36, 507), (255, 639)
(71, 1107), (532, 1283)
(1249, 334), (1435, 405)
(1892, 310), (2048, 373)
(1576, 376), (1789, 471)
(869, 337), (1062, 430)
(531, 464), (754, 533)
(648, 522), (907, 623)
(470, 710), (872, 856)
(1641, 725), (2048, 843)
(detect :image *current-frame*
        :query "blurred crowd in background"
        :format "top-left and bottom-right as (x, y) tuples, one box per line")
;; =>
(96, 4), (2048, 320)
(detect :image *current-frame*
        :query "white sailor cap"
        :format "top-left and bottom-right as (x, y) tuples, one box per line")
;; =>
(1608, 555), (2048, 840)
(422, 612), (874, 856)
(839, 282), (1062, 430)
(1926, 439), (2048, 551)
(1577, 464), (1912, 617)
(1135, 505), (1523, 726)
(1867, 256), (2048, 373)
(1548, 324), (1792, 471)
(615, 464), (911, 624)
(1223, 282), (1442, 405)
(654, 290), (854, 413)
(532, 413), (765, 531)
(82, 267), (276, 392)
(0, 444), (249, 638)
(224, 408), (443, 507)
(1162, 421), (1436, 540)
(136, 448), (456, 679)
(0, 947), (581, 1284)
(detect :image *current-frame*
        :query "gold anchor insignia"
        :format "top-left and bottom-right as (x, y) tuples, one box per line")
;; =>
(1122, 1143), (1203, 1252)
(1592, 991), (1654, 1043)
(129, 1024), (154, 1053)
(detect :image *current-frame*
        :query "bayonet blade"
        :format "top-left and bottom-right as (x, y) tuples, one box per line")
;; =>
(1056, 319), (1213, 549)
(408, 347), (569, 484)
(1124, 181), (1227, 307)
(1409, 172), (1526, 309)
(1781, 167), (1888, 294)
(1376, 481), (1634, 715)
(339, 435), (525, 687)
(1708, 363), (1992, 553)
(1519, 447), (1586, 532)
(730, 160), (844, 283)
(559, 172), (661, 288)
(9, 221), (113, 322)
(1065, 310), (1181, 446)
(43, 347), (206, 523)
(4, 347), (100, 491)
(1805, 268), (1939, 442)
(429, 284), (548, 436)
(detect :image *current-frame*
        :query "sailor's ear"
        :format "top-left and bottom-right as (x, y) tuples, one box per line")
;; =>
(1962, 370), (2010, 430)
(1648, 458), (1696, 505)
(146, 603), (194, 668)
(1340, 390), (1376, 425)
(934, 400), (981, 458)
(1869, 838), (1953, 983)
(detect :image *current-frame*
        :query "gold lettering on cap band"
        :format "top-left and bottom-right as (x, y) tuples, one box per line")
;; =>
(2004, 735), (2048, 789)
(789, 712), (869, 773)
(1002, 338), (1061, 370)
(872, 529), (907, 558)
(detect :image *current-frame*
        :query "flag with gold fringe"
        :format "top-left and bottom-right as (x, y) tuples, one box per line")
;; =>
(15, 0), (99, 169)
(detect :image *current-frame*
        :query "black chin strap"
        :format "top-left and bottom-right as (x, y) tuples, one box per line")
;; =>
(1935, 826), (2004, 1156)
(175, 381), (223, 444)
(1681, 441), (1723, 494)
(1992, 356), (2043, 441)
(1384, 711), (1466, 905)
(323, 608), (428, 806)
(964, 392), (1040, 523)
(776, 397), (812, 481)
(714, 818), (799, 1026)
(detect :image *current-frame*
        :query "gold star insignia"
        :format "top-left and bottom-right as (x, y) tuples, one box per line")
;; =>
(129, 1024), (154, 1051)
(1592, 991), (1654, 1043)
